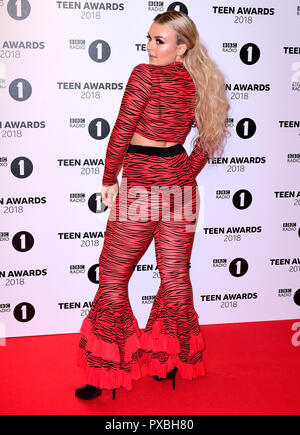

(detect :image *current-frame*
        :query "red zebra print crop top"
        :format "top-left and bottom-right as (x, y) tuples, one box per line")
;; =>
(102, 61), (209, 186)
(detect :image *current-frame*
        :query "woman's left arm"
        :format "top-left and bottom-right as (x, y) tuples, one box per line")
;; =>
(187, 139), (209, 178)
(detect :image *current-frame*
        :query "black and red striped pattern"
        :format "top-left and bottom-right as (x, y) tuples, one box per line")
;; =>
(102, 61), (208, 186)
(77, 145), (206, 391)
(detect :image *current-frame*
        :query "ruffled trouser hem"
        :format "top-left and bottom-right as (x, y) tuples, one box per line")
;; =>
(77, 348), (144, 391)
(139, 318), (206, 380)
(77, 316), (206, 391)
(77, 315), (144, 391)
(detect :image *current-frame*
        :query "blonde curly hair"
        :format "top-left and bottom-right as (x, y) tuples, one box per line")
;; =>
(154, 11), (231, 157)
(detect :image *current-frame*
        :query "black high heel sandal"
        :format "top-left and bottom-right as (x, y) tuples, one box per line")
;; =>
(75, 384), (102, 400)
(152, 367), (178, 390)
(75, 384), (117, 400)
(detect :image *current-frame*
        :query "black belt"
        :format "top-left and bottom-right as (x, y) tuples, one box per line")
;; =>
(126, 143), (185, 157)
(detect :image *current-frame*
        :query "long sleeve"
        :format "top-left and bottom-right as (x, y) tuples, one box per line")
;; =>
(102, 64), (152, 186)
(187, 139), (209, 178)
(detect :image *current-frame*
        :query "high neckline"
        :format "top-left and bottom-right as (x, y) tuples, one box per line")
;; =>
(148, 61), (185, 69)
(168, 61), (185, 67)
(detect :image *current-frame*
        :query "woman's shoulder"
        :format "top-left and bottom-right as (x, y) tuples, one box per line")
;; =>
(125, 64), (152, 94)
(130, 63), (152, 75)
(127, 61), (190, 84)
(128, 63), (152, 84)
(130, 62), (186, 73)
(132, 62), (151, 69)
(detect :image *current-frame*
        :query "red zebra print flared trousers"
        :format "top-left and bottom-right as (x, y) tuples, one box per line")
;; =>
(77, 143), (206, 390)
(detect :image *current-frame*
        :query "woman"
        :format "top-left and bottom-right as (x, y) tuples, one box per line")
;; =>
(75, 10), (230, 400)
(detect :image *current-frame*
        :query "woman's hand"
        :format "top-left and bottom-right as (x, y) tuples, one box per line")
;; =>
(101, 182), (119, 208)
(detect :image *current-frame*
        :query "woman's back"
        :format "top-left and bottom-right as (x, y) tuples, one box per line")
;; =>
(131, 62), (197, 143)
(102, 61), (198, 186)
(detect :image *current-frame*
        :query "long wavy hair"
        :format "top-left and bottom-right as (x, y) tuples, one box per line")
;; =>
(154, 11), (230, 157)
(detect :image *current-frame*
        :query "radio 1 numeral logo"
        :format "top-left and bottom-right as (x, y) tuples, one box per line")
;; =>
(87, 264), (99, 284)
(232, 189), (252, 209)
(13, 302), (35, 322)
(88, 193), (108, 213)
(88, 40), (111, 63)
(10, 157), (33, 178)
(240, 43), (260, 65)
(167, 2), (188, 14)
(294, 289), (300, 306)
(7, 0), (31, 20)
(9, 79), (32, 101)
(236, 118), (256, 139)
(229, 258), (249, 277)
(12, 231), (34, 252)
(88, 118), (110, 140)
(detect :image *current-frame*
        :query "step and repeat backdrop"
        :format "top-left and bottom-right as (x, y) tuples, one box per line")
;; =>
(0, 0), (299, 338)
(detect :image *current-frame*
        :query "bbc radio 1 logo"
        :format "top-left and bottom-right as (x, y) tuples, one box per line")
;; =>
(293, 289), (300, 306)
(215, 188), (253, 209)
(12, 231), (34, 252)
(68, 192), (108, 213)
(88, 193), (108, 213)
(148, 2), (188, 14)
(10, 157), (33, 178)
(232, 189), (253, 209)
(9, 79), (32, 101)
(236, 118), (256, 139)
(87, 264), (99, 284)
(13, 302), (35, 322)
(213, 258), (249, 277)
(240, 43), (260, 65)
(223, 42), (260, 65)
(7, 0), (31, 20)
(88, 118), (110, 140)
(71, 39), (111, 63)
(219, 116), (257, 140)
(167, 1), (188, 13)
(229, 258), (248, 277)
(89, 40), (111, 63)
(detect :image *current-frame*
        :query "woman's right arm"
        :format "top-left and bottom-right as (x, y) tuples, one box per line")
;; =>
(102, 64), (152, 187)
